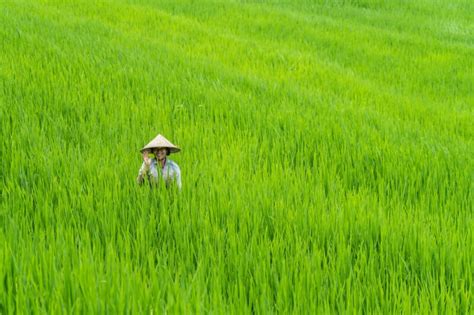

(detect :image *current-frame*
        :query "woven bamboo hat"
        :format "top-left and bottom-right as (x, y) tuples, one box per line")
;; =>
(140, 134), (180, 154)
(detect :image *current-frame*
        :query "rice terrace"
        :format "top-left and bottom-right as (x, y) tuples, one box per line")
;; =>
(1, 0), (473, 313)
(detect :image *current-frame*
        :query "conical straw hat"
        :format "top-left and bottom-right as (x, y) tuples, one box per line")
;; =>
(140, 134), (180, 154)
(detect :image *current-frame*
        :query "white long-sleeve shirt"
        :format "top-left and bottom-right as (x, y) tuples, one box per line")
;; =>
(137, 158), (182, 189)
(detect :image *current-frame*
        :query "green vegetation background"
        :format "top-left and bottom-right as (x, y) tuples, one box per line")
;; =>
(1, 0), (473, 313)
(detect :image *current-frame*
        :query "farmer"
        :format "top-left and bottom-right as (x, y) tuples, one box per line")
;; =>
(136, 134), (182, 189)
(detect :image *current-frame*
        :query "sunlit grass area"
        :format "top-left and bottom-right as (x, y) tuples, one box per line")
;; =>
(1, 0), (473, 313)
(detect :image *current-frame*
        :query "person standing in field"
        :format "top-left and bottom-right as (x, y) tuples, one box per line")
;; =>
(136, 134), (182, 189)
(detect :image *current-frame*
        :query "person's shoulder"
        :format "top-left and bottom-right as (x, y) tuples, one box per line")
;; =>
(168, 159), (178, 165)
(168, 159), (180, 168)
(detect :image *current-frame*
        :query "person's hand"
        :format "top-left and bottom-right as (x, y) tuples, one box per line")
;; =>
(142, 150), (151, 166)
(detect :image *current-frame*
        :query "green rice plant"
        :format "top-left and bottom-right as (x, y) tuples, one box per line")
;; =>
(0, 0), (472, 313)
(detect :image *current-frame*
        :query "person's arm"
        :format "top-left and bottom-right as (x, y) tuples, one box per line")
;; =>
(136, 161), (147, 185)
(137, 151), (152, 185)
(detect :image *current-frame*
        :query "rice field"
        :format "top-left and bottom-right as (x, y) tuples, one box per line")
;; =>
(1, 0), (473, 313)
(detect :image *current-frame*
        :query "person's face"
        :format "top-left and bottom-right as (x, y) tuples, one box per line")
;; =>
(155, 148), (167, 160)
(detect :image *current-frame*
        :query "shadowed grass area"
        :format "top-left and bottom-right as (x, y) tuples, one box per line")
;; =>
(1, 0), (473, 313)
